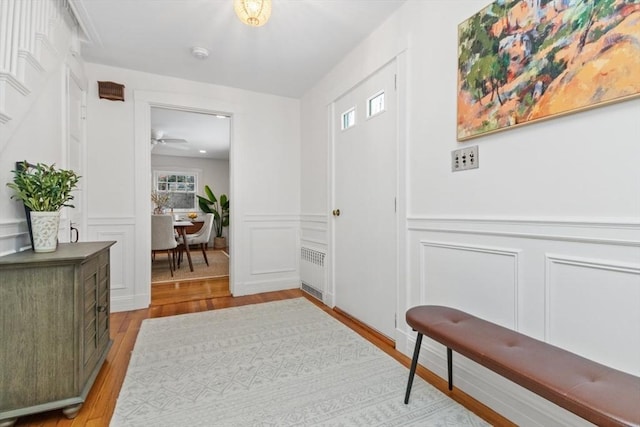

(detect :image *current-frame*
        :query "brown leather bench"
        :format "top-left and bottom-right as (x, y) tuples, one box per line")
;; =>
(403, 305), (640, 427)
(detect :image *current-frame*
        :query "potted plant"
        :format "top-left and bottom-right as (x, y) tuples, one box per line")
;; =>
(6, 161), (80, 252)
(197, 185), (229, 249)
(151, 191), (171, 214)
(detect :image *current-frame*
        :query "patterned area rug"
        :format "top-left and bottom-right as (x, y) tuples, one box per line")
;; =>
(110, 298), (490, 427)
(151, 249), (229, 284)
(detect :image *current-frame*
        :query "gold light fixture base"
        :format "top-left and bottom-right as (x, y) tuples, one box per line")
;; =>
(234, 0), (272, 27)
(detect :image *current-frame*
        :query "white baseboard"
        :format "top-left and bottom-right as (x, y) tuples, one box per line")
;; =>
(110, 293), (149, 313)
(233, 278), (301, 297)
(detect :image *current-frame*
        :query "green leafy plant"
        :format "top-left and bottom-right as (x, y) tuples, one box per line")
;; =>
(197, 185), (229, 238)
(6, 161), (80, 211)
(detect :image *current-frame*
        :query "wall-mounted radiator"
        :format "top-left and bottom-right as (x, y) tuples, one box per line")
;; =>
(300, 247), (326, 300)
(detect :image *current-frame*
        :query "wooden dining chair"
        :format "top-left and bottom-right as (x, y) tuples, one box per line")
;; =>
(177, 213), (214, 266)
(151, 214), (178, 276)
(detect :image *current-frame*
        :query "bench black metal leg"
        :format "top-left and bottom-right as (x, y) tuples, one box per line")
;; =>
(447, 347), (453, 390)
(404, 332), (423, 404)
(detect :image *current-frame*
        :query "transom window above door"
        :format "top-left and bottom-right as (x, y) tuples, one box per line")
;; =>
(154, 171), (198, 211)
(367, 90), (385, 118)
(341, 107), (356, 130)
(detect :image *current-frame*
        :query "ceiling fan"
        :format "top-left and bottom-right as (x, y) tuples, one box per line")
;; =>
(150, 129), (188, 145)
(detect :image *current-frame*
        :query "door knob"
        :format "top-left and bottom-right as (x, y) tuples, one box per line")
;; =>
(332, 209), (341, 217)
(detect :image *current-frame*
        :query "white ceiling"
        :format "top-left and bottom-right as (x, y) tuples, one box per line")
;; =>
(150, 108), (231, 159)
(71, 0), (407, 98)
(71, 0), (407, 159)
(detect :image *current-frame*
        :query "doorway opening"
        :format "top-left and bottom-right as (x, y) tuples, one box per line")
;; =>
(134, 90), (238, 308)
(149, 107), (231, 304)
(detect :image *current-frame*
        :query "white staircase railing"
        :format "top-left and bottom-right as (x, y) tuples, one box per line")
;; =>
(0, 0), (79, 152)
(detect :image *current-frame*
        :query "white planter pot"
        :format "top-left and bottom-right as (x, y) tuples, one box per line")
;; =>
(30, 211), (60, 253)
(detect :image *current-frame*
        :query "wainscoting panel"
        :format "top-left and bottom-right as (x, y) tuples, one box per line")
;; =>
(402, 216), (640, 427)
(95, 230), (129, 291)
(236, 214), (300, 296)
(0, 219), (30, 256)
(545, 254), (640, 375)
(301, 213), (328, 248)
(420, 241), (520, 330)
(249, 226), (298, 275)
(87, 217), (137, 312)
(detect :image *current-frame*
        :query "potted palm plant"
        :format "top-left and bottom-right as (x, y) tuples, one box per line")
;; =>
(6, 161), (80, 252)
(197, 185), (229, 249)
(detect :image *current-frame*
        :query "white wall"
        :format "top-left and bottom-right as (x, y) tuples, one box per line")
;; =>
(0, 0), (81, 256)
(151, 154), (230, 206)
(2, 2), (638, 423)
(85, 63), (301, 311)
(300, 1), (640, 425)
(0, 65), (67, 257)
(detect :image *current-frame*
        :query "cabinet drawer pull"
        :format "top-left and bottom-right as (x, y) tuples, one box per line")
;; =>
(97, 305), (107, 313)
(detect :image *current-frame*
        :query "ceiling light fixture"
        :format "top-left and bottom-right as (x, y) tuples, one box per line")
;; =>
(191, 46), (209, 60)
(234, 0), (271, 27)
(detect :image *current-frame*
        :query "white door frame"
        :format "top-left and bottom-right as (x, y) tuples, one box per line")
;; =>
(327, 52), (408, 343)
(133, 91), (238, 306)
(62, 64), (88, 242)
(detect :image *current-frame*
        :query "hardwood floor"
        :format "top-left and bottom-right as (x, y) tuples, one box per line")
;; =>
(150, 276), (231, 306)
(14, 286), (515, 427)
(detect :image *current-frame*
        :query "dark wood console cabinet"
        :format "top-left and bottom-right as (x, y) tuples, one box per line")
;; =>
(0, 241), (116, 427)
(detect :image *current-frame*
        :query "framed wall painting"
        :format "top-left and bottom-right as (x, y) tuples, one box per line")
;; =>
(457, 0), (640, 141)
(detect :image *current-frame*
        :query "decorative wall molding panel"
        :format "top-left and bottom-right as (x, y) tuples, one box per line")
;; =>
(408, 216), (640, 246)
(545, 254), (640, 375)
(87, 216), (138, 226)
(419, 240), (520, 330)
(403, 216), (640, 426)
(243, 213), (300, 222)
(232, 214), (301, 296)
(409, 215), (640, 228)
(300, 213), (327, 223)
(95, 230), (128, 291)
(88, 218), (136, 312)
(0, 219), (30, 256)
(249, 226), (298, 275)
(301, 213), (328, 247)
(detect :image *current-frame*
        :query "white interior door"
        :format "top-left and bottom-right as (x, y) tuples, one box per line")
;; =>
(333, 60), (397, 339)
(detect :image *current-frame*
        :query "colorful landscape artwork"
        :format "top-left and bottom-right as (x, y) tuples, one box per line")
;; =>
(457, 0), (640, 140)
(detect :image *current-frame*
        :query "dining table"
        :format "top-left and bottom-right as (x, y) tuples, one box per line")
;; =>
(173, 220), (194, 272)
